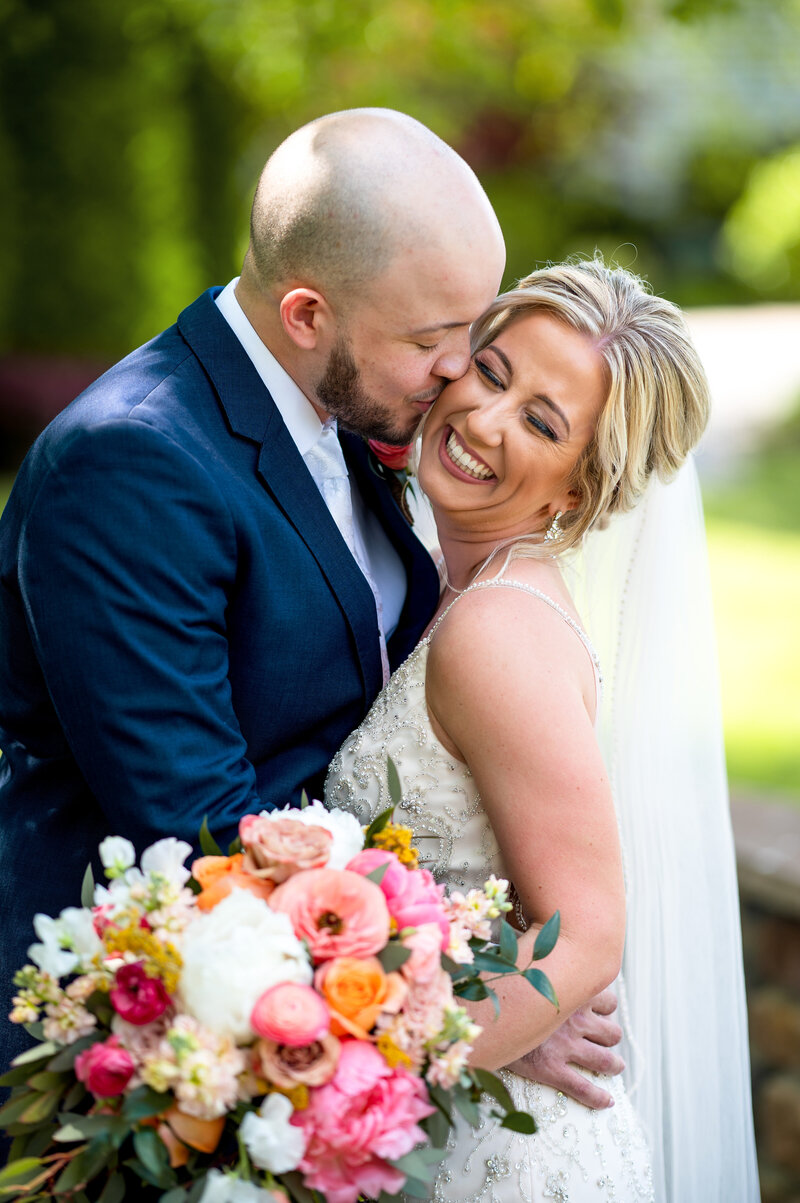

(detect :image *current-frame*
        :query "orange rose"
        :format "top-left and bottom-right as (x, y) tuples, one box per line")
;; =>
(314, 957), (407, 1039)
(191, 854), (275, 911)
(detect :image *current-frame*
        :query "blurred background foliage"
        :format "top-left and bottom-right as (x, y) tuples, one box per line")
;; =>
(0, 0), (799, 793)
(2, 0), (800, 354)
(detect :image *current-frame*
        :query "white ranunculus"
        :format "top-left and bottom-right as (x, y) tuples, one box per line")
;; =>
(98, 836), (136, 876)
(178, 890), (311, 1044)
(241, 1092), (307, 1173)
(200, 1169), (283, 1202)
(58, 907), (102, 970)
(28, 913), (77, 979)
(140, 837), (193, 887)
(262, 800), (364, 869)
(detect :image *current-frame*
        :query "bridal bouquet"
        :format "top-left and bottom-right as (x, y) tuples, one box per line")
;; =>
(1, 777), (558, 1203)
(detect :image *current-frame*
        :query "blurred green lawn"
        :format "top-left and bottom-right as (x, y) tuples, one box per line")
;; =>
(1, 446), (798, 796)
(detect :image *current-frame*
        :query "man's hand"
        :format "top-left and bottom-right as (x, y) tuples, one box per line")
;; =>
(505, 988), (624, 1110)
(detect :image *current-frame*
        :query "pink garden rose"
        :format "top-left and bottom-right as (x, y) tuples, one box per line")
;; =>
(291, 1040), (434, 1203)
(251, 982), (330, 1047)
(347, 850), (450, 948)
(269, 869), (390, 961)
(75, 1036), (135, 1097)
(240, 815), (333, 883)
(110, 961), (171, 1025)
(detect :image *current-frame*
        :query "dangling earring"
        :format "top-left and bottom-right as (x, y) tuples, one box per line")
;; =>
(544, 511), (563, 543)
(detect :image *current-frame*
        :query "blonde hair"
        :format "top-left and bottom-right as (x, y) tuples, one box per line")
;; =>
(469, 256), (710, 556)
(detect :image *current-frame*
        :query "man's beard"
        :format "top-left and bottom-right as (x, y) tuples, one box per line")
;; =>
(315, 337), (418, 445)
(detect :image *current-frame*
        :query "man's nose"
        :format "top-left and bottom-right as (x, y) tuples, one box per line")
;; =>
(433, 334), (472, 382)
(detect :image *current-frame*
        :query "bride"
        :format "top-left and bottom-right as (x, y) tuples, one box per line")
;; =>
(325, 258), (759, 1201)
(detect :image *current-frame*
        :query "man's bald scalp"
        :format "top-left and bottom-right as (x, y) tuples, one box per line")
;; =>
(247, 108), (497, 301)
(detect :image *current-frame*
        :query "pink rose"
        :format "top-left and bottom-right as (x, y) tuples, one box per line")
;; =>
(291, 1041), (434, 1203)
(75, 1036), (135, 1097)
(269, 869), (390, 962)
(251, 982), (330, 1047)
(110, 961), (171, 1025)
(240, 815), (333, 883)
(368, 439), (412, 471)
(347, 851), (450, 948)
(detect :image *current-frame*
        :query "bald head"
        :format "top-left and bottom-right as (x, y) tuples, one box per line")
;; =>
(245, 108), (503, 302)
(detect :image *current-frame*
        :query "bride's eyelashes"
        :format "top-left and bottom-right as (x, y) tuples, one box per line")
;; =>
(473, 353), (558, 441)
(526, 413), (557, 441)
(474, 357), (504, 388)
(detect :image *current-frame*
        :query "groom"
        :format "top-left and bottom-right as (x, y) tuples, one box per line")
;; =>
(0, 109), (621, 1102)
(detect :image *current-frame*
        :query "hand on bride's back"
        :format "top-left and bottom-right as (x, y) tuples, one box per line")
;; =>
(506, 987), (625, 1110)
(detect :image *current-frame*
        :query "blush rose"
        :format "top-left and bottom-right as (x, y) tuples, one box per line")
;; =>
(240, 816), (333, 883)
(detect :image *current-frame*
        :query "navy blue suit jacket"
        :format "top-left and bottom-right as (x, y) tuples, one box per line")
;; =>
(0, 288), (440, 1064)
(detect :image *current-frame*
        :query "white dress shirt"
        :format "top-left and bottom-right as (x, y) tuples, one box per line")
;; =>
(215, 279), (407, 681)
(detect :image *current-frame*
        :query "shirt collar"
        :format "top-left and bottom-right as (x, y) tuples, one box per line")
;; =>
(215, 277), (328, 456)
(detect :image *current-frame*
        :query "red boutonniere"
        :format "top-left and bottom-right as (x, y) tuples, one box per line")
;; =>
(367, 439), (412, 472)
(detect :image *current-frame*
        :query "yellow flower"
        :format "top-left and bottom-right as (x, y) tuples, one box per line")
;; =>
(372, 824), (419, 869)
(103, 919), (182, 994)
(376, 1033), (413, 1070)
(271, 1082), (309, 1111)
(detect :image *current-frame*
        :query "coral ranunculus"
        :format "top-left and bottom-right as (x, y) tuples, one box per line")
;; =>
(191, 854), (275, 912)
(75, 1036), (135, 1097)
(315, 957), (406, 1039)
(291, 1040), (434, 1203)
(347, 850), (450, 947)
(251, 982), (330, 1047)
(269, 869), (390, 961)
(110, 961), (171, 1025)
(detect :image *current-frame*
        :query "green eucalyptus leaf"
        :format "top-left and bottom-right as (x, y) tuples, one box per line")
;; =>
(365, 862), (390, 885)
(22, 1022), (45, 1041)
(0, 1157), (44, 1191)
(499, 919), (518, 963)
(471, 1067), (514, 1112)
(96, 1171), (126, 1203)
(532, 911), (560, 962)
(427, 1083), (453, 1120)
(299, 790), (310, 809)
(48, 1033), (104, 1072)
(0, 1089), (40, 1126)
(364, 805), (395, 844)
(397, 1175), (429, 1200)
(21, 1088), (63, 1125)
(421, 1106), (451, 1148)
(54, 1113), (116, 1140)
(62, 1081), (87, 1111)
(159, 1189), (188, 1203)
(386, 756), (402, 806)
(454, 978), (489, 1001)
(198, 815), (223, 857)
(121, 1085), (172, 1121)
(80, 863), (95, 908)
(132, 1126), (173, 1187)
(11, 1041), (58, 1067)
(522, 967), (559, 1007)
(377, 942), (412, 972)
(500, 1109), (537, 1134)
(227, 835), (243, 856)
(0, 1063), (44, 1088)
(27, 1070), (67, 1092)
(272, 1172), (316, 1203)
(469, 951), (518, 975)
(453, 1087), (481, 1127)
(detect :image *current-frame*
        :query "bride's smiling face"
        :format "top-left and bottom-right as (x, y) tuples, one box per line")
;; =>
(418, 311), (608, 542)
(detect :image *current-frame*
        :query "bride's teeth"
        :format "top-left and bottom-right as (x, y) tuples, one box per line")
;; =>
(446, 431), (493, 480)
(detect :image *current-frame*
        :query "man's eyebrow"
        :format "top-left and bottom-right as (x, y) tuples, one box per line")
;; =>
(486, 343), (571, 436)
(408, 319), (470, 336)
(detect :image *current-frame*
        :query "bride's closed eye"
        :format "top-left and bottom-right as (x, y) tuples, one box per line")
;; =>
(474, 357), (504, 388)
(526, 413), (558, 441)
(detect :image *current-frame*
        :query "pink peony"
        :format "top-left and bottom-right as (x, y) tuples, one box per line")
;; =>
(400, 922), (446, 984)
(75, 1036), (135, 1097)
(240, 815), (333, 883)
(291, 1041), (434, 1203)
(251, 982), (330, 1047)
(110, 961), (171, 1025)
(269, 869), (390, 962)
(347, 851), (450, 948)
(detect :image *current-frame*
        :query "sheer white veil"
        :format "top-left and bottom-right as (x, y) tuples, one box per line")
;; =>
(563, 457), (759, 1202)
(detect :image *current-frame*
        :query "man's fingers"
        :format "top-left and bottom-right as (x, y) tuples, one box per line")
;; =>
(588, 988), (619, 1017)
(581, 1014), (623, 1048)
(569, 1041), (626, 1078)
(555, 1067), (615, 1111)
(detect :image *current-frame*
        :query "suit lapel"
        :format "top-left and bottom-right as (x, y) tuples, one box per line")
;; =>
(177, 290), (384, 702)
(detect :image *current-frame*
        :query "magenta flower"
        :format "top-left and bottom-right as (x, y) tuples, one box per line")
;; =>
(291, 1041), (434, 1203)
(75, 1036), (135, 1097)
(347, 850), (450, 948)
(110, 961), (171, 1025)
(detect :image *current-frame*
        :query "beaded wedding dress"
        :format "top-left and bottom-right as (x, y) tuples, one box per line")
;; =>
(325, 577), (656, 1203)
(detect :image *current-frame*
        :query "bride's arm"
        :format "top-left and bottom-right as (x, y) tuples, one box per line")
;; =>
(425, 586), (625, 1072)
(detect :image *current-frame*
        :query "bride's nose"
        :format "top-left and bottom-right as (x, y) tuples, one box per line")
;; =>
(463, 394), (506, 447)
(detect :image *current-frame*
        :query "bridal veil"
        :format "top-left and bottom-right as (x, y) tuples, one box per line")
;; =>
(565, 458), (759, 1202)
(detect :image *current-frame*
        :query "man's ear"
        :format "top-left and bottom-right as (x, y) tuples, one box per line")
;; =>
(279, 288), (334, 350)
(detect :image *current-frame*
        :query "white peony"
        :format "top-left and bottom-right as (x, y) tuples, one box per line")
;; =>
(261, 799), (364, 869)
(200, 1169), (284, 1203)
(178, 889), (311, 1044)
(241, 1093), (307, 1173)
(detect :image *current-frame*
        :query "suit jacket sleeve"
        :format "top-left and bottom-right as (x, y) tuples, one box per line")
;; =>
(18, 418), (262, 850)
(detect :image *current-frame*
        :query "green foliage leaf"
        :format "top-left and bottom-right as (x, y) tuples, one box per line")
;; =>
(396, 1176), (429, 1200)
(11, 1041), (58, 1067)
(54, 1113), (117, 1140)
(299, 789), (310, 809)
(365, 862), (390, 885)
(98, 1176), (126, 1203)
(81, 862), (95, 908)
(386, 756), (402, 806)
(62, 1081), (87, 1111)
(0, 1063), (44, 1089)
(421, 1105), (451, 1148)
(198, 815), (223, 857)
(452, 1085), (481, 1127)
(364, 805), (395, 845)
(274, 1172), (317, 1203)
(500, 1109), (537, 1134)
(427, 1083), (453, 1121)
(227, 835), (243, 856)
(441, 953), (472, 980)
(27, 1070), (67, 1092)
(469, 951), (518, 975)
(21, 1088), (63, 1125)
(0, 1158), (44, 1192)
(377, 942), (412, 972)
(132, 1126), (174, 1188)
(532, 911), (560, 962)
(471, 1068), (513, 1112)
(499, 919), (518, 963)
(0, 1089), (39, 1126)
(159, 1189), (188, 1203)
(121, 1085), (172, 1121)
(53, 1137), (114, 1194)
(453, 978), (489, 1001)
(522, 967), (559, 1008)
(22, 1022), (45, 1041)
(48, 1033), (103, 1072)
